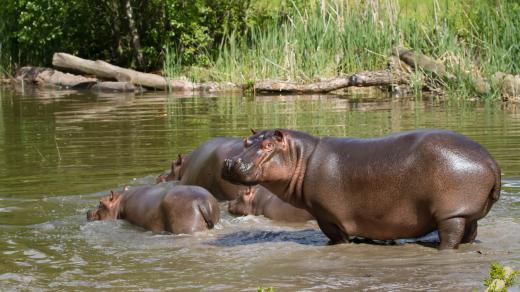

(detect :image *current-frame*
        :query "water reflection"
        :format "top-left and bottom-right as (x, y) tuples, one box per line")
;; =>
(0, 87), (519, 290)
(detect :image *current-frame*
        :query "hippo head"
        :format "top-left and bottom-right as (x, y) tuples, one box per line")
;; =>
(155, 154), (185, 183)
(86, 191), (124, 221)
(222, 129), (294, 186)
(228, 187), (257, 216)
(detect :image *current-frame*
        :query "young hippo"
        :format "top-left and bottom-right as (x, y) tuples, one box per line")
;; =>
(228, 186), (314, 222)
(87, 185), (220, 234)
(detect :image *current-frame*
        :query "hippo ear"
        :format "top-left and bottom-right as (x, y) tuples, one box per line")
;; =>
(273, 129), (285, 142)
(250, 128), (257, 134)
(109, 190), (114, 201)
(175, 154), (183, 165)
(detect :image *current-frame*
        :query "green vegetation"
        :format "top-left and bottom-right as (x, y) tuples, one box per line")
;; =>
(1, 0), (519, 99)
(257, 287), (275, 292)
(484, 262), (518, 292)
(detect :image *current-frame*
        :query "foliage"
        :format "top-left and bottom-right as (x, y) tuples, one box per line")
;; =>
(484, 262), (518, 292)
(0, 0), (266, 71)
(1, 0), (520, 100)
(257, 287), (275, 292)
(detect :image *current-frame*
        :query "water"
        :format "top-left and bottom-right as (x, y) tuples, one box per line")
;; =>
(1, 86), (519, 291)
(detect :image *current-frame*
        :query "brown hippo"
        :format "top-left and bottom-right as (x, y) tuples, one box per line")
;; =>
(156, 135), (264, 201)
(228, 186), (314, 222)
(87, 185), (219, 234)
(222, 129), (501, 249)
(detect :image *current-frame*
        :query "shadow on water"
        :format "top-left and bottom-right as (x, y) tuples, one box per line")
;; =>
(208, 228), (328, 247)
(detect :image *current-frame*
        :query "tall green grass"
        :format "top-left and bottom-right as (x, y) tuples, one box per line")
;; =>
(164, 0), (520, 99)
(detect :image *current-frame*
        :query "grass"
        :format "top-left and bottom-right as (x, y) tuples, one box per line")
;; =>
(163, 0), (520, 99)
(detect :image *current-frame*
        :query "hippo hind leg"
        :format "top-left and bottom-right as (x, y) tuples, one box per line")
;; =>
(461, 221), (478, 244)
(317, 220), (350, 245)
(437, 217), (466, 249)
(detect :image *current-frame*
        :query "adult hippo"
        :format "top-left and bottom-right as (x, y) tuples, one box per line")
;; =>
(222, 129), (501, 249)
(155, 135), (263, 201)
(87, 185), (219, 234)
(228, 185), (314, 222)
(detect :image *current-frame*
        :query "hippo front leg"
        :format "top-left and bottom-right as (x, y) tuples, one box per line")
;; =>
(437, 217), (466, 249)
(317, 220), (350, 245)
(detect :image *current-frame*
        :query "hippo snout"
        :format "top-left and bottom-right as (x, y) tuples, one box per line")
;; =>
(86, 209), (99, 221)
(222, 158), (257, 185)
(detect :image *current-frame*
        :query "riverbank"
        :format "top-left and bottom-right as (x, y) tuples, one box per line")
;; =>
(6, 47), (519, 102)
(1, 0), (519, 100)
(162, 0), (519, 100)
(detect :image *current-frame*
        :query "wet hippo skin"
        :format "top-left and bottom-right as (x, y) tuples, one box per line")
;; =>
(156, 136), (314, 222)
(155, 136), (276, 202)
(222, 129), (501, 249)
(87, 185), (219, 234)
(228, 184), (314, 222)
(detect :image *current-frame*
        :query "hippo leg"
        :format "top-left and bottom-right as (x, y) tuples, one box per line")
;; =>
(438, 217), (466, 249)
(461, 221), (478, 244)
(317, 220), (350, 245)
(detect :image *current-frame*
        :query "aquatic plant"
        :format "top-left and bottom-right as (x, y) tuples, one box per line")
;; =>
(484, 262), (518, 292)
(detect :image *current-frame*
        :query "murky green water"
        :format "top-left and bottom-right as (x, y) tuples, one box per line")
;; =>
(1, 86), (519, 291)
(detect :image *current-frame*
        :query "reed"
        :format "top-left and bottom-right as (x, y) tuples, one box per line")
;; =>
(163, 0), (520, 99)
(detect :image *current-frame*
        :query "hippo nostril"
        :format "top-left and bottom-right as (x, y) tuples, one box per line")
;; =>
(224, 158), (234, 172)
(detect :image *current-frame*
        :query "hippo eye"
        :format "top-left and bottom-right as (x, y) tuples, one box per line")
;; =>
(265, 143), (274, 150)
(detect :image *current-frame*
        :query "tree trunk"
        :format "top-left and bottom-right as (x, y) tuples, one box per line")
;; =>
(15, 67), (97, 88)
(52, 52), (239, 92)
(124, 0), (144, 68)
(254, 70), (407, 94)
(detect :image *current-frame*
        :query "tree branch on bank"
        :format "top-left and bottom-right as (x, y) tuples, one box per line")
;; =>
(254, 70), (408, 94)
(52, 52), (238, 92)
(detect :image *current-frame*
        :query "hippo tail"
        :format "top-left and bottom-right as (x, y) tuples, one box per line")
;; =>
(489, 160), (501, 202)
(198, 201), (216, 229)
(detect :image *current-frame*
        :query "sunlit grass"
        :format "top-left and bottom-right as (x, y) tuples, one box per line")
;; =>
(163, 0), (520, 99)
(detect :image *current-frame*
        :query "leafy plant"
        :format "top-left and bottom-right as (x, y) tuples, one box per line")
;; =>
(484, 262), (518, 292)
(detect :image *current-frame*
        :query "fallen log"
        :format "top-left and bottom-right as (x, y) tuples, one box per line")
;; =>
(392, 46), (492, 94)
(392, 47), (454, 80)
(15, 67), (97, 89)
(52, 52), (239, 92)
(15, 66), (139, 92)
(254, 70), (407, 94)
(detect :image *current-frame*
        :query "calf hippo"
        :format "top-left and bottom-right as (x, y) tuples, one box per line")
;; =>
(87, 185), (219, 234)
(222, 129), (501, 249)
(228, 186), (314, 222)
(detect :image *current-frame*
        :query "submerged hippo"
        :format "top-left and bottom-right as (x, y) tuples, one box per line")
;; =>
(87, 185), (220, 234)
(228, 186), (314, 222)
(222, 129), (501, 249)
(156, 154), (186, 183)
